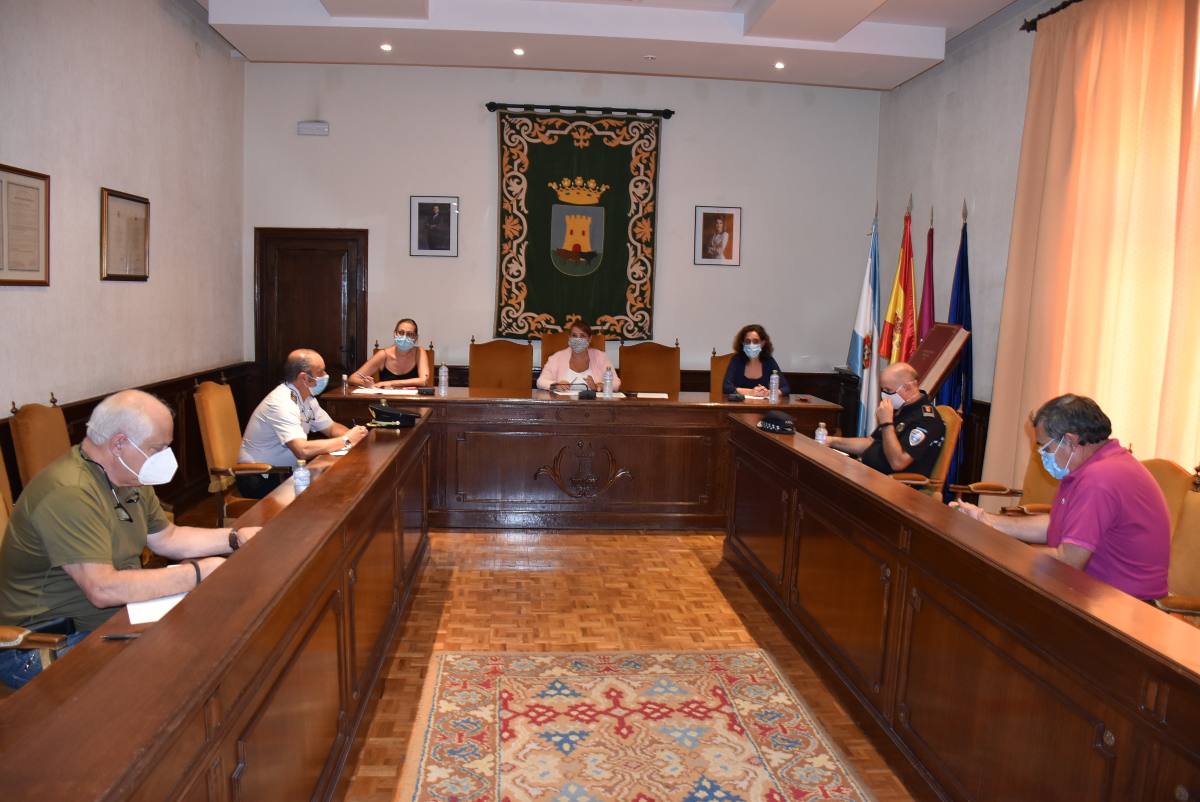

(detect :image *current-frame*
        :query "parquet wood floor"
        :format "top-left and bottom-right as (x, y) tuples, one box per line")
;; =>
(337, 531), (920, 802)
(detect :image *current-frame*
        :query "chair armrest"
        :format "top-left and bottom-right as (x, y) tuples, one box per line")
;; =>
(892, 473), (930, 487)
(999, 503), (1053, 516)
(0, 626), (67, 650)
(1156, 595), (1200, 614)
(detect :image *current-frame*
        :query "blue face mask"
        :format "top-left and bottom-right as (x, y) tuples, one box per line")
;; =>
(1040, 436), (1072, 480)
(394, 334), (416, 352)
(743, 343), (763, 359)
(308, 372), (329, 396)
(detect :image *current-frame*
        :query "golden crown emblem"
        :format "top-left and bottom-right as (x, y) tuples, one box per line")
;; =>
(548, 177), (609, 205)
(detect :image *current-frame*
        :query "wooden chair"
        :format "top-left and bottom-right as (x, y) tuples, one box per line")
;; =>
(468, 338), (533, 392)
(618, 340), (681, 395)
(892, 405), (963, 496)
(193, 381), (288, 526)
(1156, 466), (1200, 618)
(949, 436), (1060, 514)
(0, 451), (13, 533)
(710, 350), (735, 401)
(10, 401), (71, 486)
(539, 332), (606, 367)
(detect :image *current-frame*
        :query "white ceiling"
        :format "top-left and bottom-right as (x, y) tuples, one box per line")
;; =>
(206, 0), (1019, 90)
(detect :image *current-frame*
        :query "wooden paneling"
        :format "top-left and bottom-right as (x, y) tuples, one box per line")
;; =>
(233, 591), (345, 802)
(725, 414), (1200, 802)
(1, 361), (260, 509)
(347, 499), (399, 699)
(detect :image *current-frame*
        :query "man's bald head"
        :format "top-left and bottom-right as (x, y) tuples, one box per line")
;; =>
(282, 349), (324, 383)
(86, 389), (173, 446)
(880, 362), (918, 388)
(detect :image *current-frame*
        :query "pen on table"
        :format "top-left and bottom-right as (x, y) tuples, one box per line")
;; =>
(102, 632), (141, 641)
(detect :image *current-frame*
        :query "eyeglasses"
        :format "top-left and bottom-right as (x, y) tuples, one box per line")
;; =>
(112, 489), (140, 523)
(395, 331), (417, 338)
(1038, 437), (1061, 455)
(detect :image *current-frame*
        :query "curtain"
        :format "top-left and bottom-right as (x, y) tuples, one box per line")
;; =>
(985, 0), (1200, 489)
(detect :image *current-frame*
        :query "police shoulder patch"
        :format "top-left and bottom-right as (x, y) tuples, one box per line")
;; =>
(908, 427), (927, 447)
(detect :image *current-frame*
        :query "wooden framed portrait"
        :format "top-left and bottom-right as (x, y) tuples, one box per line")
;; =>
(101, 187), (150, 281)
(694, 205), (741, 266)
(410, 196), (458, 257)
(0, 163), (50, 286)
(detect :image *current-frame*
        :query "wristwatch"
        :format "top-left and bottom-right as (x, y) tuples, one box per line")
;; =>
(343, 435), (353, 449)
(228, 528), (240, 551)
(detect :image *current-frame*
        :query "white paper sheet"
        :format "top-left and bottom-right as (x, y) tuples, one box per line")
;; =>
(352, 387), (418, 396)
(633, 392), (668, 399)
(127, 592), (187, 624)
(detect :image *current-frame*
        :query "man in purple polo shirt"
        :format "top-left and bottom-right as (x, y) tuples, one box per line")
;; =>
(952, 394), (1169, 601)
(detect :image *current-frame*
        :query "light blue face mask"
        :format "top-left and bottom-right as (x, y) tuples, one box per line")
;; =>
(308, 372), (329, 396)
(1040, 436), (1073, 480)
(394, 334), (416, 352)
(743, 343), (763, 359)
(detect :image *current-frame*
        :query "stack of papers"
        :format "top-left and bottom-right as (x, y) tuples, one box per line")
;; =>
(634, 392), (668, 399)
(127, 592), (187, 624)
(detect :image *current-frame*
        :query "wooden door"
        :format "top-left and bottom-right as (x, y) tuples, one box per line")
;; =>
(255, 229), (367, 393)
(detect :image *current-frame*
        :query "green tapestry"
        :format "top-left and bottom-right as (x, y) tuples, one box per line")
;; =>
(495, 111), (660, 340)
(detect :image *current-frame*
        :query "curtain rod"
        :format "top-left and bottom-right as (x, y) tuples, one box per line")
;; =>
(1021, 0), (1086, 32)
(485, 102), (674, 119)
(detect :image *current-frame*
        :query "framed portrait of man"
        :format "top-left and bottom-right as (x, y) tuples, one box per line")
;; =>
(694, 206), (740, 266)
(410, 196), (459, 257)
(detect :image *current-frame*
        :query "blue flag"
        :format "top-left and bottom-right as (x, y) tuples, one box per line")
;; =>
(938, 220), (972, 496)
(848, 216), (881, 437)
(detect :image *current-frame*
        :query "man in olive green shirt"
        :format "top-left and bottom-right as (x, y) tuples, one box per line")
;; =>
(0, 390), (260, 689)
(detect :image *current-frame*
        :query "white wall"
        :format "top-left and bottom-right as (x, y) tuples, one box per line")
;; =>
(875, 0), (1054, 402)
(0, 0), (244, 407)
(243, 65), (880, 371)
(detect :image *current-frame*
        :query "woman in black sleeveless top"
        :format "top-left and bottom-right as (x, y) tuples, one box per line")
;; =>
(348, 318), (431, 388)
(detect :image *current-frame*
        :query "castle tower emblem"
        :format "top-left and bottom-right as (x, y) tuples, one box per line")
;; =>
(547, 177), (608, 277)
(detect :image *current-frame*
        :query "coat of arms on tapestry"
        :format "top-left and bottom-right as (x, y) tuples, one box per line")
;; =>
(494, 110), (661, 340)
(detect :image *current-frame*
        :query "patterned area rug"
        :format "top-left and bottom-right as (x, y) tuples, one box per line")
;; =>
(395, 650), (873, 802)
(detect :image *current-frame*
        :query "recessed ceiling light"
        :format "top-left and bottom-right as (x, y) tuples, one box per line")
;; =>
(380, 43), (393, 52)
(513, 47), (525, 56)
(774, 61), (785, 70)
(643, 55), (657, 62)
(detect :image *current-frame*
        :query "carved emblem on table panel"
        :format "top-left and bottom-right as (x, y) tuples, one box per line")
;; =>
(534, 439), (632, 499)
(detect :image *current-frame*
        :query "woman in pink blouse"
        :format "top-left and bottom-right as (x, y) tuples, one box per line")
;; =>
(536, 321), (621, 391)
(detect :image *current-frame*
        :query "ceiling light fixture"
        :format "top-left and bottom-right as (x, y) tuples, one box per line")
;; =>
(513, 47), (525, 56)
(643, 55), (657, 62)
(380, 43), (393, 52)
(774, 61), (785, 70)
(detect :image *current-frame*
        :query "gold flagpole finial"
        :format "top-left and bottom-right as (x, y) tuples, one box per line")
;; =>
(962, 198), (968, 223)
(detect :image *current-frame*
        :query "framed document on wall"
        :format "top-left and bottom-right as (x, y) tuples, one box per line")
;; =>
(0, 163), (50, 286)
(101, 188), (150, 281)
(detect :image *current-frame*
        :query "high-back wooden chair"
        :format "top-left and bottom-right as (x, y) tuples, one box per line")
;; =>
(617, 340), (681, 395)
(950, 435), (1061, 514)
(1143, 458), (1194, 537)
(194, 381), (288, 526)
(0, 452), (13, 534)
(468, 338), (533, 392)
(893, 405), (963, 496)
(11, 402), (71, 486)
(710, 350), (735, 401)
(1157, 467), (1200, 618)
(539, 332), (606, 367)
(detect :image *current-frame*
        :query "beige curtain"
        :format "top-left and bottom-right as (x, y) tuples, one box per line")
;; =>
(985, 0), (1200, 489)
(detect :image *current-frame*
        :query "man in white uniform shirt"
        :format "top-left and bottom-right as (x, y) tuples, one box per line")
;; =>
(237, 349), (367, 499)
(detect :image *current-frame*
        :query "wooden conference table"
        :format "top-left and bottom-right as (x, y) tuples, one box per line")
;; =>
(322, 386), (840, 530)
(4, 390), (1200, 801)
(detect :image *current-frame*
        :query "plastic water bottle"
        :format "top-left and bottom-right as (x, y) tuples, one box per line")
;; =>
(815, 422), (828, 445)
(340, 374), (349, 394)
(292, 460), (311, 494)
(603, 366), (614, 398)
(438, 364), (449, 396)
(769, 370), (780, 403)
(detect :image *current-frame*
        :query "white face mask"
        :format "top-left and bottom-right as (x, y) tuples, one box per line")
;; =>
(881, 390), (905, 410)
(118, 440), (178, 486)
(568, 336), (589, 354)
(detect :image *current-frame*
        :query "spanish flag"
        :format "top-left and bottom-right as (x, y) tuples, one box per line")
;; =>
(880, 209), (917, 362)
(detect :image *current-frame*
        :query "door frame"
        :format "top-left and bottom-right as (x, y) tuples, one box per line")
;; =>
(254, 228), (368, 394)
